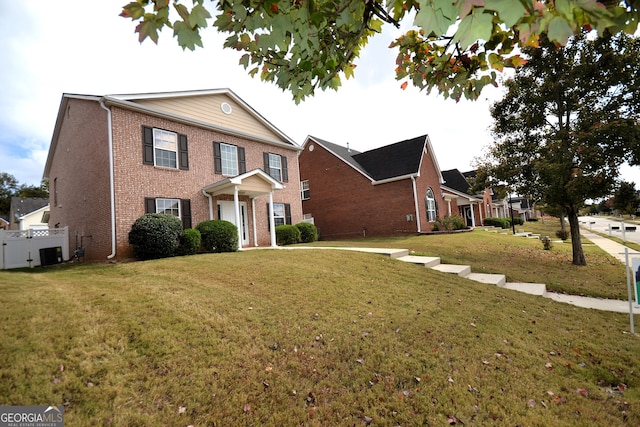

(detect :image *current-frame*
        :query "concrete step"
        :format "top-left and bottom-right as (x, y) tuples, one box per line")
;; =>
(467, 272), (506, 287)
(500, 282), (547, 296)
(338, 247), (410, 258)
(431, 264), (471, 277)
(396, 255), (441, 267)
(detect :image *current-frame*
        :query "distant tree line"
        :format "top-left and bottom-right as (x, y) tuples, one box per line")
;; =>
(0, 172), (49, 217)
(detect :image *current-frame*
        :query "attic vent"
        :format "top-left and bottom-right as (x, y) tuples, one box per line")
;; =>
(220, 102), (232, 115)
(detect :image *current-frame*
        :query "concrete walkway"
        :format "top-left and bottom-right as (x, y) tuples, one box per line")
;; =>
(289, 227), (640, 314)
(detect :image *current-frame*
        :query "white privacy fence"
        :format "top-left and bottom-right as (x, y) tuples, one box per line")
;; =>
(1, 227), (69, 269)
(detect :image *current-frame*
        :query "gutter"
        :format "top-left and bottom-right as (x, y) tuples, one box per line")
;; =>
(202, 189), (214, 219)
(99, 100), (117, 259)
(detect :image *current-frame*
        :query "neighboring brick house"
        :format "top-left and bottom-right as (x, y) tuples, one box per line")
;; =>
(44, 89), (303, 260)
(298, 135), (446, 239)
(441, 169), (494, 227)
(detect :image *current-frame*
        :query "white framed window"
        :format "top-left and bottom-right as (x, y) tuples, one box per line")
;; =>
(220, 143), (238, 176)
(268, 153), (282, 181)
(153, 129), (178, 168)
(300, 180), (310, 200)
(156, 198), (180, 217)
(425, 188), (437, 222)
(273, 203), (286, 226)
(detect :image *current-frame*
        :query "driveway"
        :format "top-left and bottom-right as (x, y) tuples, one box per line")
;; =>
(578, 216), (640, 245)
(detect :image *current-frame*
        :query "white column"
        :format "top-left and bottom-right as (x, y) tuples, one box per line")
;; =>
(470, 203), (476, 227)
(447, 199), (452, 215)
(233, 186), (242, 250)
(411, 176), (421, 232)
(251, 198), (258, 247)
(268, 192), (276, 247)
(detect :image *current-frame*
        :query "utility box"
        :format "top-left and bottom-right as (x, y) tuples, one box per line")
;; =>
(40, 247), (63, 266)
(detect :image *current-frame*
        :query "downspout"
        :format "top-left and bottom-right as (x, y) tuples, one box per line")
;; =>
(99, 100), (117, 259)
(201, 189), (214, 219)
(411, 175), (421, 233)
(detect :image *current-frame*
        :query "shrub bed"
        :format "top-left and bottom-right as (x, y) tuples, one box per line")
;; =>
(432, 214), (467, 231)
(177, 228), (201, 256)
(295, 222), (318, 243)
(128, 214), (183, 260)
(197, 220), (238, 253)
(276, 224), (301, 245)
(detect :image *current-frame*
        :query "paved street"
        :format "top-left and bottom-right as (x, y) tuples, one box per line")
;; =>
(578, 215), (640, 245)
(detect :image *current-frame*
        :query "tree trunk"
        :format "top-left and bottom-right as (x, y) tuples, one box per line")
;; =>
(567, 205), (587, 266)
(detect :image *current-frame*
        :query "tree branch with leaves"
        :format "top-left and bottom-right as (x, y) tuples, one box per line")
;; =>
(120, 0), (640, 103)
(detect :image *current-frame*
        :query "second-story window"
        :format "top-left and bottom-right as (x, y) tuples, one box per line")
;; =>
(153, 129), (178, 168)
(264, 152), (288, 182)
(214, 142), (246, 176)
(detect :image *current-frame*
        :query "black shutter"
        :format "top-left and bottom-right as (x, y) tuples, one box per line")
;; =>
(145, 197), (156, 214)
(285, 203), (291, 225)
(266, 203), (271, 231)
(238, 147), (246, 174)
(181, 199), (192, 229)
(213, 142), (222, 174)
(142, 126), (154, 165)
(178, 134), (189, 170)
(263, 152), (271, 177)
(281, 155), (288, 182)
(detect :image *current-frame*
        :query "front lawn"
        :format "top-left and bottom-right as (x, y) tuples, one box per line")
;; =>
(1, 249), (639, 426)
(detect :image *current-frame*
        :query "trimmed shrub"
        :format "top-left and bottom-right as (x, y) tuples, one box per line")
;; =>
(177, 228), (201, 256)
(483, 217), (511, 229)
(128, 213), (182, 260)
(555, 229), (570, 240)
(295, 222), (318, 243)
(512, 217), (524, 226)
(527, 217), (539, 222)
(432, 214), (467, 231)
(276, 224), (301, 245)
(197, 220), (238, 253)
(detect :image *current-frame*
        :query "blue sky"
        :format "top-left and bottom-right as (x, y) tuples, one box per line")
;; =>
(1, 0), (638, 189)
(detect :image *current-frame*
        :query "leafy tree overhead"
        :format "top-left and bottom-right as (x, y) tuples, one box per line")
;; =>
(477, 31), (640, 266)
(0, 172), (19, 216)
(120, 0), (639, 103)
(613, 181), (640, 215)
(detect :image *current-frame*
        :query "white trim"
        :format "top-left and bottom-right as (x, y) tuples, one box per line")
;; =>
(251, 198), (258, 247)
(411, 176), (421, 233)
(233, 186), (242, 250)
(99, 100), (117, 260)
(269, 193), (276, 247)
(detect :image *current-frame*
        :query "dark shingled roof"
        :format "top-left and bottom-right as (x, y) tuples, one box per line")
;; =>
(10, 197), (49, 220)
(352, 135), (427, 181)
(441, 169), (471, 194)
(310, 135), (427, 181)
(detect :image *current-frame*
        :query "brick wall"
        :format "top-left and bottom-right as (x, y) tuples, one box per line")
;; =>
(47, 98), (112, 260)
(300, 139), (445, 240)
(48, 98), (302, 261)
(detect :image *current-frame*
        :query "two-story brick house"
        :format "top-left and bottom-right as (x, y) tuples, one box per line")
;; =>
(44, 89), (302, 260)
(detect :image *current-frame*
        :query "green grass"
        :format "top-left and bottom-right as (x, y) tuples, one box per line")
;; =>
(1, 249), (639, 426)
(303, 220), (628, 299)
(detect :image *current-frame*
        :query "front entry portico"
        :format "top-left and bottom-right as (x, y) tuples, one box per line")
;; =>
(202, 169), (285, 249)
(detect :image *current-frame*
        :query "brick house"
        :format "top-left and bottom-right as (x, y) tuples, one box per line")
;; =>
(298, 135), (446, 239)
(44, 89), (303, 260)
(441, 169), (494, 227)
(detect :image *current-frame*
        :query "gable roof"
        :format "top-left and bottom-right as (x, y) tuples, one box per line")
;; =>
(305, 134), (443, 184)
(10, 197), (49, 220)
(441, 169), (472, 195)
(45, 89), (300, 180)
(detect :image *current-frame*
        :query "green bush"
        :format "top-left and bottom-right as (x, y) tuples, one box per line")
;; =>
(128, 213), (183, 260)
(276, 224), (301, 245)
(177, 228), (201, 256)
(527, 217), (539, 222)
(555, 229), (570, 240)
(483, 217), (511, 229)
(295, 222), (318, 243)
(432, 214), (467, 231)
(513, 217), (524, 225)
(197, 220), (238, 253)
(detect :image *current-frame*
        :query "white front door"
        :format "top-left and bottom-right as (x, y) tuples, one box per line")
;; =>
(217, 201), (249, 246)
